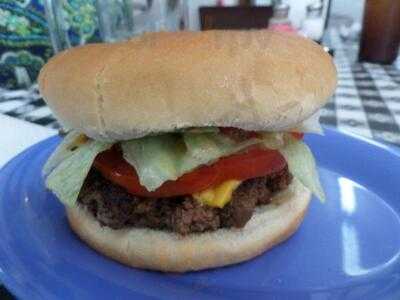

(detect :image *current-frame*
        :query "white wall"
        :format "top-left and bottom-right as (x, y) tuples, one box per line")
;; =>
(330, 0), (365, 23)
(187, 0), (215, 30)
(288, 0), (317, 28)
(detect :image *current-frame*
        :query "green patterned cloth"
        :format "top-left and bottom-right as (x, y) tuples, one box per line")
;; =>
(0, 0), (100, 89)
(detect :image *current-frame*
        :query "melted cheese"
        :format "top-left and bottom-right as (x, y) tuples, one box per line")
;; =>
(193, 180), (242, 208)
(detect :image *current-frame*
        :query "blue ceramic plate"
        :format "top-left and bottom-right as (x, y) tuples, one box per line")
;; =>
(0, 128), (400, 300)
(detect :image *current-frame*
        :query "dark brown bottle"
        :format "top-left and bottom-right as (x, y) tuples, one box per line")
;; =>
(358, 0), (400, 64)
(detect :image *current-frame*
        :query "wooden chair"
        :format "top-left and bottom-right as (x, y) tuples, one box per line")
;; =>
(199, 6), (273, 30)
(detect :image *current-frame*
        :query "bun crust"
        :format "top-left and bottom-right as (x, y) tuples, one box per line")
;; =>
(66, 179), (311, 272)
(39, 30), (337, 141)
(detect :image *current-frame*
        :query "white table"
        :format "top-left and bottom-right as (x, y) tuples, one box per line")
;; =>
(0, 114), (56, 168)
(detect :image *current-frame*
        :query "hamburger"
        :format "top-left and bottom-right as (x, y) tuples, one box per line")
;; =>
(38, 30), (337, 272)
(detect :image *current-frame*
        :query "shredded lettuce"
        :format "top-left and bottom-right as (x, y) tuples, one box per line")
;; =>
(121, 132), (265, 191)
(259, 132), (285, 149)
(291, 111), (323, 135)
(42, 130), (86, 177)
(121, 131), (325, 200)
(44, 127), (325, 207)
(279, 136), (325, 201)
(180, 132), (260, 173)
(45, 140), (112, 206)
(121, 134), (183, 191)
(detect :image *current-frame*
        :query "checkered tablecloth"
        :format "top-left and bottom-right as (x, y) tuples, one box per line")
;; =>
(1, 30), (400, 147)
(0, 86), (59, 129)
(320, 29), (400, 145)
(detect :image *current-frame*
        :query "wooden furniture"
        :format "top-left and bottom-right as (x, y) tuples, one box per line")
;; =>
(199, 6), (273, 30)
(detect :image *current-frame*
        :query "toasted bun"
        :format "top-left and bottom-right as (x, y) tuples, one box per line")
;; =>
(66, 179), (311, 272)
(39, 30), (336, 141)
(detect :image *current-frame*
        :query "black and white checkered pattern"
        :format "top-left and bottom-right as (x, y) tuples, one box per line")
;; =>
(0, 29), (400, 146)
(320, 29), (400, 145)
(0, 85), (59, 129)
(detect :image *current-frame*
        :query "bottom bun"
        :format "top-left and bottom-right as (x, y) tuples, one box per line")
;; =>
(66, 178), (311, 272)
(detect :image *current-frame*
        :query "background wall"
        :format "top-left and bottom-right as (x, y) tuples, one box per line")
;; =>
(330, 0), (365, 23)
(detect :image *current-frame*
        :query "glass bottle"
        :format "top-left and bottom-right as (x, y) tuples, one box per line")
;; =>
(358, 0), (400, 64)
(301, 1), (324, 42)
(269, 1), (296, 33)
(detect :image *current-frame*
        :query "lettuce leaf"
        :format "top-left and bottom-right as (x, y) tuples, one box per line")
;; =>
(291, 111), (323, 135)
(45, 140), (112, 206)
(259, 132), (285, 149)
(44, 128), (324, 207)
(42, 130), (86, 177)
(279, 136), (325, 201)
(121, 134), (184, 191)
(121, 132), (265, 191)
(180, 132), (260, 173)
(121, 131), (325, 200)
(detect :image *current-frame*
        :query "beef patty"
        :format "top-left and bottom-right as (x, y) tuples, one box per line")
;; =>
(78, 167), (292, 235)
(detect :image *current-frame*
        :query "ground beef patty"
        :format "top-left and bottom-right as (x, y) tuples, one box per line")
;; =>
(78, 167), (292, 235)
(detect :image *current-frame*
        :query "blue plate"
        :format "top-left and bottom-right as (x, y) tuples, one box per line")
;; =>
(1, 128), (400, 300)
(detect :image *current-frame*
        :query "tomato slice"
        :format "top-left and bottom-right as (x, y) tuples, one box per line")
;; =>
(291, 132), (304, 139)
(94, 146), (286, 198)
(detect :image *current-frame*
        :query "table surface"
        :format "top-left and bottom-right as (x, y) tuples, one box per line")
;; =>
(319, 29), (400, 145)
(0, 28), (399, 299)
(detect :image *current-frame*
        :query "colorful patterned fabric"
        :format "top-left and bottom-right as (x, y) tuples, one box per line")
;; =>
(0, 0), (100, 89)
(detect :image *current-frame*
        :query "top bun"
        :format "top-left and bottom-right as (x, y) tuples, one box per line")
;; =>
(38, 30), (337, 141)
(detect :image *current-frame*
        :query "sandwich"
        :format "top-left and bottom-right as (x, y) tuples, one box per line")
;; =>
(38, 30), (337, 272)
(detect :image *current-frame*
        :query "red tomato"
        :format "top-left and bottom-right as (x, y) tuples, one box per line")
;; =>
(291, 132), (304, 139)
(94, 146), (286, 198)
